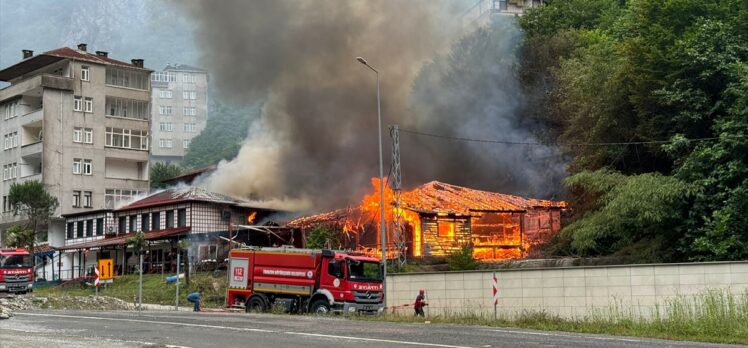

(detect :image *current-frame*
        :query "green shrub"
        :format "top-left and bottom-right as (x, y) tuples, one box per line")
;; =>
(446, 245), (478, 271)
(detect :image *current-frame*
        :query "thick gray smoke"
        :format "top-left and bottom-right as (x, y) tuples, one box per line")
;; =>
(179, 0), (565, 211)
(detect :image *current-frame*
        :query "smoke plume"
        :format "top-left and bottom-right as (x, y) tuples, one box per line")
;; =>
(179, 0), (566, 211)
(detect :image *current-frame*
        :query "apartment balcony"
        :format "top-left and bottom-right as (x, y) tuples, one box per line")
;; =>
(19, 140), (42, 158)
(21, 108), (43, 124)
(18, 172), (42, 183)
(0, 74), (73, 100)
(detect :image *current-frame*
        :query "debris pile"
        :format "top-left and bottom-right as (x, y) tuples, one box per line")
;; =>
(0, 295), (33, 319)
(40, 295), (134, 311)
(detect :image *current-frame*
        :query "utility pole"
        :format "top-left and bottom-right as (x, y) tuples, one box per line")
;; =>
(391, 125), (406, 268)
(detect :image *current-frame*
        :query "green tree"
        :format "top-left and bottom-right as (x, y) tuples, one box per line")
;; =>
(519, 0), (748, 261)
(8, 181), (59, 266)
(150, 162), (184, 190)
(446, 245), (478, 271)
(305, 226), (339, 250)
(183, 103), (257, 168)
(3, 225), (33, 249)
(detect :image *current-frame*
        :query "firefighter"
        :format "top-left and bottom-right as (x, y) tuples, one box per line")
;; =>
(186, 289), (203, 312)
(414, 289), (427, 317)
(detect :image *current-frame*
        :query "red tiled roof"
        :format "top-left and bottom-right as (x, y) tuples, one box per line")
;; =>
(116, 187), (248, 211)
(33, 244), (57, 253)
(43, 47), (149, 70)
(58, 227), (191, 250)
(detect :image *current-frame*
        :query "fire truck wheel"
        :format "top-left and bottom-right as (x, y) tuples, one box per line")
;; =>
(246, 296), (267, 313)
(310, 299), (331, 315)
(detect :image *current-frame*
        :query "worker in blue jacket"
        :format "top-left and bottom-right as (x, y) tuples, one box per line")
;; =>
(186, 289), (203, 312)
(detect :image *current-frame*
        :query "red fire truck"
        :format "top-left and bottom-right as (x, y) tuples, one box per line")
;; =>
(0, 248), (34, 293)
(227, 247), (384, 314)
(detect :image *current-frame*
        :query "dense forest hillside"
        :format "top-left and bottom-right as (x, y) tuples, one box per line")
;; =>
(519, 0), (748, 262)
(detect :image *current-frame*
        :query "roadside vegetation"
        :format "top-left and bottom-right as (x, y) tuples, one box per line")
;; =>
(35, 272), (227, 308)
(519, 0), (748, 262)
(356, 290), (748, 345)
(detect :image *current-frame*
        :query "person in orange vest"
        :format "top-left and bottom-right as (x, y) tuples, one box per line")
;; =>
(414, 289), (427, 317)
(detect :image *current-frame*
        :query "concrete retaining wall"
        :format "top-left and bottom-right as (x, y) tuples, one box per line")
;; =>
(385, 261), (748, 319)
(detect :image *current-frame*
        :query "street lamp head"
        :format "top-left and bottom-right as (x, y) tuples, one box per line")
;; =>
(356, 56), (368, 65)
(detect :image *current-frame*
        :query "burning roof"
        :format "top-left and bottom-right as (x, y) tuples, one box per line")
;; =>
(401, 181), (565, 215)
(289, 180), (565, 228)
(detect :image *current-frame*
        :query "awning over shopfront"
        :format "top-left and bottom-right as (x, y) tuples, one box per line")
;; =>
(57, 227), (191, 251)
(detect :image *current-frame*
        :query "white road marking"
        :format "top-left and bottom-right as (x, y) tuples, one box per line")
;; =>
(283, 331), (473, 348)
(17, 313), (474, 348)
(488, 329), (644, 343)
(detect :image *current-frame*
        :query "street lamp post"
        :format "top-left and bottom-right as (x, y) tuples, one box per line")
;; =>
(356, 56), (387, 308)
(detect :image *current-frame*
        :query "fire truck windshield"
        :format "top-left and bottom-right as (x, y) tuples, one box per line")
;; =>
(347, 260), (382, 282)
(0, 255), (32, 269)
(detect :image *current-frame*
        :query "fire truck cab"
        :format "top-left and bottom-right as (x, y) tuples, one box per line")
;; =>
(227, 247), (384, 315)
(0, 248), (34, 293)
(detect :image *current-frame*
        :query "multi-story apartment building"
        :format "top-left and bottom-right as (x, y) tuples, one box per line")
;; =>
(150, 64), (208, 164)
(463, 0), (546, 27)
(0, 44), (152, 254)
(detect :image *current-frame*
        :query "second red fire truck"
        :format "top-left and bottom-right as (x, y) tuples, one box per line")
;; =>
(0, 248), (34, 293)
(226, 247), (384, 314)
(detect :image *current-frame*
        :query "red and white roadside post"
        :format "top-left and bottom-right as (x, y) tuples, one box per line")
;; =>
(492, 271), (499, 320)
(94, 266), (100, 297)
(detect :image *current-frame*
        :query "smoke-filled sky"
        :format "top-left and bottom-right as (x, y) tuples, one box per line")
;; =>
(177, 0), (566, 211)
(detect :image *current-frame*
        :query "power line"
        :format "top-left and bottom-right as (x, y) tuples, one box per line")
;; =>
(398, 128), (737, 147)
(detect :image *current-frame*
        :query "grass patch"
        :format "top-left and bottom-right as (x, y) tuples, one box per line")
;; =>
(354, 290), (748, 345)
(35, 272), (228, 308)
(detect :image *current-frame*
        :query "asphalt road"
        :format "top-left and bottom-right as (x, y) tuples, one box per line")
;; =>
(1, 310), (742, 348)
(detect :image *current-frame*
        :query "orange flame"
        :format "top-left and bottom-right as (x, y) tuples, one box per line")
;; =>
(247, 211), (257, 224)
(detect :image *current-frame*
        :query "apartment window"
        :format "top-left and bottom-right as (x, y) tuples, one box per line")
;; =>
(83, 191), (92, 208)
(118, 216), (126, 234)
(166, 210), (175, 229)
(73, 128), (82, 143)
(159, 122), (173, 132)
(183, 74), (195, 83)
(106, 68), (149, 90)
(151, 211), (161, 230)
(74, 96), (82, 111)
(151, 72), (176, 82)
(2, 163), (16, 181)
(77, 221), (84, 238)
(177, 208), (187, 227)
(81, 65), (90, 81)
(184, 123), (196, 133)
(83, 159), (92, 175)
(141, 213), (150, 232)
(183, 139), (190, 149)
(129, 215), (137, 232)
(84, 128), (93, 144)
(182, 91), (196, 100)
(159, 106), (172, 115)
(72, 159), (82, 174)
(4, 132), (19, 150)
(96, 218), (104, 236)
(497, 0), (508, 11)
(86, 220), (93, 237)
(159, 139), (173, 148)
(12, 132), (18, 148)
(3, 100), (18, 120)
(159, 90), (172, 98)
(2, 165), (7, 181)
(106, 97), (149, 120)
(84, 97), (93, 113)
(72, 191), (81, 207)
(67, 222), (74, 239)
(106, 127), (148, 150)
(3, 134), (8, 150)
(183, 107), (196, 116)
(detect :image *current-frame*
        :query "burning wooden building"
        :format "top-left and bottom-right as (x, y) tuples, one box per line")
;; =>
(289, 179), (565, 260)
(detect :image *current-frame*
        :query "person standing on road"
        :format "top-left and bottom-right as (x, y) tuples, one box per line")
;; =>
(414, 289), (427, 317)
(187, 289), (203, 312)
